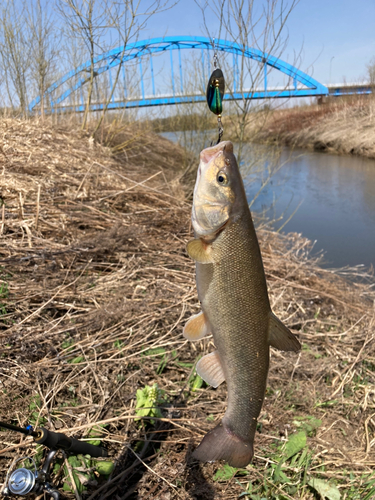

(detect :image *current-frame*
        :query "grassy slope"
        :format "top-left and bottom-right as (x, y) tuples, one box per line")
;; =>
(0, 118), (374, 499)
(246, 97), (375, 159)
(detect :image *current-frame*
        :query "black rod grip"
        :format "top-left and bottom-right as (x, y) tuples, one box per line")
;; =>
(66, 437), (108, 457)
(34, 428), (108, 457)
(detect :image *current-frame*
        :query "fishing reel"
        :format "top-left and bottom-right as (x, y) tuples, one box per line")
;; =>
(1, 422), (108, 499)
(3, 452), (59, 499)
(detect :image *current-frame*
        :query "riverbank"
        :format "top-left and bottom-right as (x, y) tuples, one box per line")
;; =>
(244, 97), (375, 159)
(0, 118), (374, 499)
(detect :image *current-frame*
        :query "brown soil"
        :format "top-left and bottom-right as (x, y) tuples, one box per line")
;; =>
(0, 118), (374, 499)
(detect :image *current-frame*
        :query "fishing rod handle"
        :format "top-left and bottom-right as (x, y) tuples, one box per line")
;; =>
(34, 428), (108, 458)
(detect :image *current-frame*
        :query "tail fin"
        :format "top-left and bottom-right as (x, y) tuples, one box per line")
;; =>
(192, 422), (253, 468)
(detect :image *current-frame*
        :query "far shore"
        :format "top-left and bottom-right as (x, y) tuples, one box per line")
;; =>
(238, 96), (375, 160)
(149, 95), (375, 161)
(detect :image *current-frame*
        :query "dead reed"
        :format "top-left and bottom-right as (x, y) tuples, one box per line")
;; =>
(0, 118), (374, 499)
(244, 97), (375, 159)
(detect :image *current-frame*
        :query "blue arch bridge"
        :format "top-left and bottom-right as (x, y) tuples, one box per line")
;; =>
(28, 36), (371, 114)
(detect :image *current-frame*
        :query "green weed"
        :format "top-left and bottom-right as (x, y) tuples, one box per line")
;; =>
(61, 337), (74, 350)
(213, 464), (247, 482)
(135, 383), (166, 424)
(113, 339), (123, 349)
(141, 347), (168, 374)
(189, 372), (204, 391)
(52, 454), (114, 495)
(0, 280), (8, 315)
(87, 424), (107, 446)
(214, 423), (349, 499)
(292, 416), (322, 436)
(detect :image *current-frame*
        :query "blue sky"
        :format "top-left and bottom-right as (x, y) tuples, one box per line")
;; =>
(144, 0), (375, 85)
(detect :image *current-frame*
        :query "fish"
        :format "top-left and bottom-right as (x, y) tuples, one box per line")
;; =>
(183, 141), (301, 468)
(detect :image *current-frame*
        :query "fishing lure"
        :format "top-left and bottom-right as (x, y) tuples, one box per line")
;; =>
(206, 39), (225, 144)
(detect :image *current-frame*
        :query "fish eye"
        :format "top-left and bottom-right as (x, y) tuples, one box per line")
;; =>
(217, 172), (228, 185)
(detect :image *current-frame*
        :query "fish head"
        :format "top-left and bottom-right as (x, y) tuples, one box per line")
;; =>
(192, 141), (246, 237)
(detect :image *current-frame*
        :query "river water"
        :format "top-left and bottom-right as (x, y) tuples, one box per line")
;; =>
(161, 131), (375, 270)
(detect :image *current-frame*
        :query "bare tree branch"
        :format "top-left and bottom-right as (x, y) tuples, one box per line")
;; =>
(0, 0), (31, 117)
(25, 0), (60, 120)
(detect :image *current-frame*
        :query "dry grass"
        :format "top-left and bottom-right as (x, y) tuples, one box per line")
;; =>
(245, 97), (375, 159)
(0, 118), (374, 499)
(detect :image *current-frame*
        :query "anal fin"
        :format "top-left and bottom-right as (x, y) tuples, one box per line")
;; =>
(196, 350), (225, 388)
(183, 311), (210, 341)
(186, 239), (213, 264)
(268, 312), (301, 352)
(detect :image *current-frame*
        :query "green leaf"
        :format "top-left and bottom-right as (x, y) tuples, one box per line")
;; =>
(308, 478), (341, 500)
(69, 356), (85, 364)
(315, 399), (339, 408)
(175, 361), (193, 368)
(293, 416), (322, 436)
(142, 347), (166, 357)
(68, 456), (81, 467)
(157, 354), (167, 374)
(87, 427), (103, 445)
(94, 461), (114, 476)
(284, 431), (307, 460)
(213, 464), (238, 482)
(135, 389), (148, 408)
(136, 407), (151, 418)
(274, 468), (290, 484)
(135, 384), (165, 424)
(213, 464), (247, 482)
(62, 455), (94, 494)
(87, 424), (107, 446)
(87, 438), (101, 446)
(192, 374), (203, 391)
(63, 467), (84, 494)
(113, 340), (123, 349)
(53, 463), (62, 474)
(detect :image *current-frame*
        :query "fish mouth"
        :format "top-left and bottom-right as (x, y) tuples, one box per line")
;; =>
(199, 141), (233, 164)
(197, 140), (233, 185)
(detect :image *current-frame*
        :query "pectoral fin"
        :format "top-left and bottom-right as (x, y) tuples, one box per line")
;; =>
(268, 312), (301, 352)
(183, 311), (210, 341)
(196, 351), (225, 388)
(186, 239), (213, 264)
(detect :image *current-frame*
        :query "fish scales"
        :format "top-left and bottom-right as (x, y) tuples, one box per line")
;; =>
(197, 210), (269, 441)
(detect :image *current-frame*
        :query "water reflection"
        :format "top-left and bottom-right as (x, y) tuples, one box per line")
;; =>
(245, 146), (375, 269)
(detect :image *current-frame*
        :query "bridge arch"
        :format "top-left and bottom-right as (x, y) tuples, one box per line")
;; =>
(29, 36), (328, 113)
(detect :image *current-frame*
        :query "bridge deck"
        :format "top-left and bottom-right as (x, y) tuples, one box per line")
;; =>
(43, 87), (331, 113)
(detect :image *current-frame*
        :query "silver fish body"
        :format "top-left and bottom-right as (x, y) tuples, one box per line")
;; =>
(184, 141), (300, 467)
